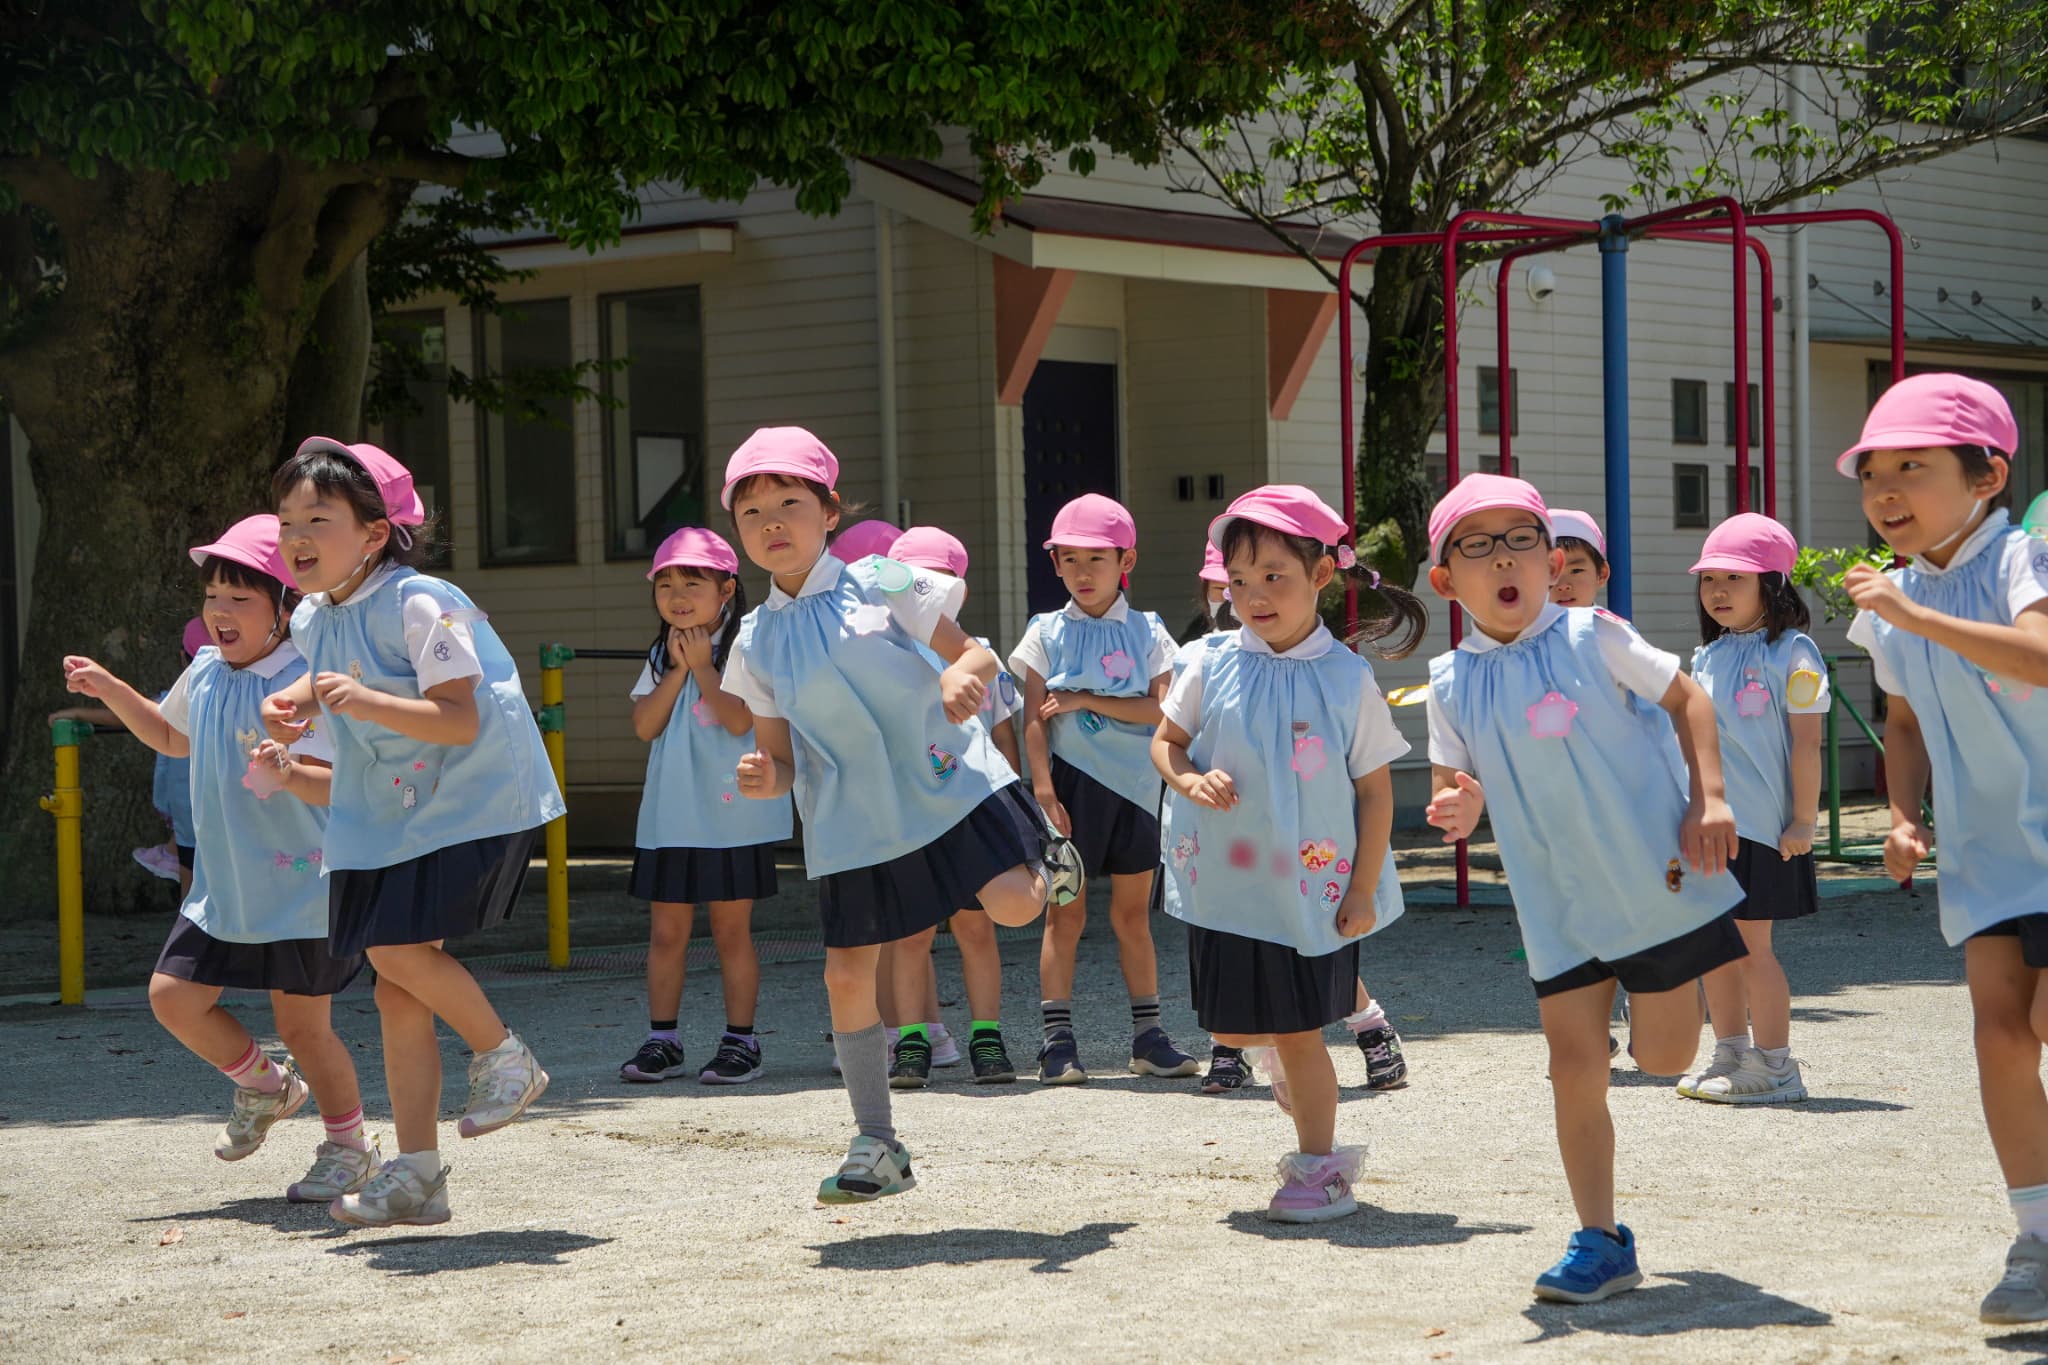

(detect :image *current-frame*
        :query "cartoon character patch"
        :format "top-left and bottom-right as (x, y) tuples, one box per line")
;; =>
(347, 659), (365, 682)
(402, 784), (418, 810)
(273, 849), (322, 873)
(1665, 858), (1684, 893)
(1077, 710), (1107, 734)
(235, 726), (262, 752)
(927, 744), (959, 780)
(1320, 881), (1344, 909)
(1099, 650), (1136, 682)
(1527, 690), (1580, 739)
(1290, 735), (1328, 779)
(1986, 671), (2038, 702)
(1733, 671), (1771, 718)
(1299, 839), (1338, 871)
(1170, 832), (1200, 872)
(1786, 667), (1824, 709)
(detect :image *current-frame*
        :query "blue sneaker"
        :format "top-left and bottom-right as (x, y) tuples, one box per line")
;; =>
(1037, 1029), (1088, 1085)
(1129, 1026), (1200, 1078)
(1533, 1225), (1643, 1303)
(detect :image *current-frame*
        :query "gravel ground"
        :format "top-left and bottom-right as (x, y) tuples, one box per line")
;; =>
(2, 862), (2042, 1364)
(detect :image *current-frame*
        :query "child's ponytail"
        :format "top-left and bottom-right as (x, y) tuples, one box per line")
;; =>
(1340, 566), (1429, 660)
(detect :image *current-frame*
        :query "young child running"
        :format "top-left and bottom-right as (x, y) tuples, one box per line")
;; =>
(884, 524), (1026, 1087)
(1153, 485), (1419, 1220)
(621, 527), (789, 1087)
(1678, 513), (1827, 1105)
(1835, 374), (2048, 1323)
(1014, 493), (1199, 1084)
(61, 515), (375, 1201)
(1420, 473), (1745, 1303)
(263, 437), (562, 1228)
(1547, 508), (1612, 608)
(719, 427), (1077, 1201)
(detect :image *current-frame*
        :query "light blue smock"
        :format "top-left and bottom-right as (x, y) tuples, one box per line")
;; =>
(151, 690), (195, 847)
(634, 654), (792, 851)
(1691, 629), (1828, 846)
(1030, 605), (1167, 809)
(914, 637), (1021, 742)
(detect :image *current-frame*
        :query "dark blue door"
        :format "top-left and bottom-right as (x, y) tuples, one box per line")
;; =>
(1022, 360), (1120, 614)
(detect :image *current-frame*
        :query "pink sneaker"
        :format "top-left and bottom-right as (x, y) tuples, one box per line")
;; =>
(1266, 1147), (1364, 1224)
(132, 844), (180, 882)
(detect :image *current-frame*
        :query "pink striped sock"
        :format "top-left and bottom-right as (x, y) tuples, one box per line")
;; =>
(220, 1041), (285, 1094)
(321, 1106), (370, 1152)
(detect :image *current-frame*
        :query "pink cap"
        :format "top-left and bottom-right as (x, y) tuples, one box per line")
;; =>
(1690, 512), (1798, 577)
(181, 618), (211, 659)
(292, 437), (426, 525)
(832, 519), (903, 563)
(1043, 493), (1136, 550)
(647, 527), (739, 580)
(1837, 372), (2019, 476)
(189, 513), (293, 586)
(892, 526), (969, 577)
(1426, 474), (1554, 563)
(1547, 508), (1606, 557)
(1208, 484), (1355, 566)
(1198, 541), (1229, 584)
(721, 426), (840, 508)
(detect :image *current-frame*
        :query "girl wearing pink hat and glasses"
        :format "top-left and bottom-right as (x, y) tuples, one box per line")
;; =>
(1420, 473), (1745, 1303)
(719, 428), (1081, 1203)
(263, 438), (565, 1228)
(1153, 484), (1422, 1221)
(618, 527), (789, 1089)
(1838, 374), (2048, 1323)
(1013, 492), (1200, 1085)
(1674, 514), (1828, 1109)
(61, 515), (376, 1204)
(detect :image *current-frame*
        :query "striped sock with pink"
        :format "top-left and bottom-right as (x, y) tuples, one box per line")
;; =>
(220, 1041), (285, 1094)
(322, 1106), (371, 1152)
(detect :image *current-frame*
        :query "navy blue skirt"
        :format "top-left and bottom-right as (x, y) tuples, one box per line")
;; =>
(1051, 757), (1160, 879)
(631, 843), (780, 905)
(1730, 839), (1820, 921)
(327, 827), (540, 957)
(1186, 921), (1358, 1035)
(155, 912), (366, 997)
(816, 784), (1048, 948)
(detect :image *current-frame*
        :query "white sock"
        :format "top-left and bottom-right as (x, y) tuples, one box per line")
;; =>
(482, 1032), (521, 1057)
(397, 1149), (442, 1179)
(2012, 1183), (2048, 1240)
(1344, 1001), (1389, 1034)
(928, 1021), (950, 1044)
(1758, 1045), (1791, 1066)
(1716, 1032), (1751, 1050)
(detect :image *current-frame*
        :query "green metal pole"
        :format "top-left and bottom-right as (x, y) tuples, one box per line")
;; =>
(1826, 661), (1842, 858)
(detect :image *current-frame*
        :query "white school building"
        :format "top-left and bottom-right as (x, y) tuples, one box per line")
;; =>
(8, 131), (2046, 846)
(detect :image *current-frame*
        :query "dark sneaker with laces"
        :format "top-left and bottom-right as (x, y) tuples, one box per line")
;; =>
(889, 1034), (932, 1089)
(699, 1034), (762, 1086)
(1129, 1026), (1200, 1078)
(1355, 1025), (1409, 1090)
(1200, 1046), (1250, 1094)
(1037, 1029), (1088, 1085)
(968, 1028), (1017, 1083)
(620, 1038), (687, 1083)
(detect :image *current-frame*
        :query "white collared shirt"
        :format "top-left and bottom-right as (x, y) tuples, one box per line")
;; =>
(1009, 593), (1178, 683)
(160, 641), (333, 761)
(1161, 623), (1411, 778)
(1847, 508), (2048, 694)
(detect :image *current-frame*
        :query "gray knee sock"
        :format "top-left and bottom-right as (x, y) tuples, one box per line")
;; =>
(832, 1022), (896, 1145)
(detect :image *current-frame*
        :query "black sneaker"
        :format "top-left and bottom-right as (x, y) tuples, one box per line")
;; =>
(698, 1034), (762, 1086)
(1355, 1025), (1409, 1090)
(968, 1028), (1017, 1083)
(1036, 1029), (1087, 1085)
(889, 1034), (932, 1089)
(1200, 1046), (1249, 1094)
(620, 1038), (687, 1083)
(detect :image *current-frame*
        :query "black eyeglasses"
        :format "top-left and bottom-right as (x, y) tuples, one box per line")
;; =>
(1448, 525), (1547, 560)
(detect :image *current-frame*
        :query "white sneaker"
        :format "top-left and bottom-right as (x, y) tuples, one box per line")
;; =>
(287, 1137), (382, 1202)
(1676, 1040), (1743, 1099)
(1694, 1048), (1808, 1104)
(214, 1065), (309, 1161)
(930, 1028), (963, 1068)
(457, 1034), (549, 1138)
(817, 1135), (917, 1203)
(1983, 1235), (2048, 1324)
(329, 1158), (451, 1227)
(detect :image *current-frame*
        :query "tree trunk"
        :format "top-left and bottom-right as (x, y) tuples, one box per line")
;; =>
(1356, 244), (1448, 587)
(0, 158), (397, 921)
(283, 251), (372, 455)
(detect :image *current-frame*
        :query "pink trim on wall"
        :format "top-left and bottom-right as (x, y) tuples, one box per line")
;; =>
(993, 258), (1076, 406)
(1265, 290), (1338, 420)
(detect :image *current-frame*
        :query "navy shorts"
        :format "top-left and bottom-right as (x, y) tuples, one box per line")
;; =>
(1049, 757), (1159, 879)
(1533, 912), (1748, 999)
(1972, 914), (2048, 969)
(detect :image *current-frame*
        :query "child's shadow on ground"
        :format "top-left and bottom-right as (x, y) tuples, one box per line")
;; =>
(1987, 1329), (2048, 1362)
(1223, 1206), (1530, 1249)
(1521, 1270), (1831, 1341)
(327, 1229), (613, 1276)
(808, 1221), (1135, 1275)
(131, 1199), (347, 1238)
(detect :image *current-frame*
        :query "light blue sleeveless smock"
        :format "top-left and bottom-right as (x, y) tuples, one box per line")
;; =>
(1030, 605), (1167, 809)
(1691, 630), (1828, 846)
(635, 656), (792, 850)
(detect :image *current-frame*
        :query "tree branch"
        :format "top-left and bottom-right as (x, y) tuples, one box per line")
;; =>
(1754, 113), (2048, 210)
(354, 148), (479, 190)
(1165, 128), (1351, 301)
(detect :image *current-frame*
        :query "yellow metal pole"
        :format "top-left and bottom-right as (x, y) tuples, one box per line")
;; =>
(539, 645), (573, 969)
(40, 718), (91, 1005)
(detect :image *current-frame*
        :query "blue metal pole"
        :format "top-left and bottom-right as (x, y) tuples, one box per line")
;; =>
(1598, 213), (1632, 621)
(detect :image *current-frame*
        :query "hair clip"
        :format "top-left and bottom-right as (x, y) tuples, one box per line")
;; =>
(1367, 569), (1381, 589)
(1335, 545), (1357, 569)
(393, 524), (415, 551)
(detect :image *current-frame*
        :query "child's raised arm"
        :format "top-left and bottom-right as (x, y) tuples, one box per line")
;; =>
(1656, 672), (1740, 877)
(59, 657), (188, 758)
(1847, 566), (2048, 688)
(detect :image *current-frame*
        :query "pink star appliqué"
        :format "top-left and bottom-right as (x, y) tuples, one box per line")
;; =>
(1526, 690), (1580, 739)
(691, 697), (719, 726)
(1734, 679), (1771, 718)
(1099, 649), (1136, 681)
(1290, 736), (1327, 779)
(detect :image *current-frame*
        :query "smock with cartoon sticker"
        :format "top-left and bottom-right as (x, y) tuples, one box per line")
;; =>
(1158, 627), (1407, 956)
(157, 642), (336, 943)
(1009, 597), (1176, 810)
(915, 637), (1024, 741)
(1690, 629), (1831, 846)
(630, 655), (791, 852)
(1426, 604), (1741, 981)
(1847, 509), (2048, 943)
(289, 566), (564, 872)
(721, 554), (1016, 877)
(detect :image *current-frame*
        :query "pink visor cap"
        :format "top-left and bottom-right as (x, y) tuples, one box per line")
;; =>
(1198, 541), (1229, 584)
(190, 513), (293, 586)
(832, 519), (903, 563)
(647, 527), (739, 580)
(892, 526), (969, 577)
(721, 426), (840, 509)
(1547, 508), (1606, 557)
(293, 437), (426, 526)
(1426, 474), (1554, 563)
(1208, 484), (1356, 567)
(1837, 372), (2019, 477)
(182, 617), (211, 659)
(1044, 493), (1136, 551)
(1691, 512), (1798, 577)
